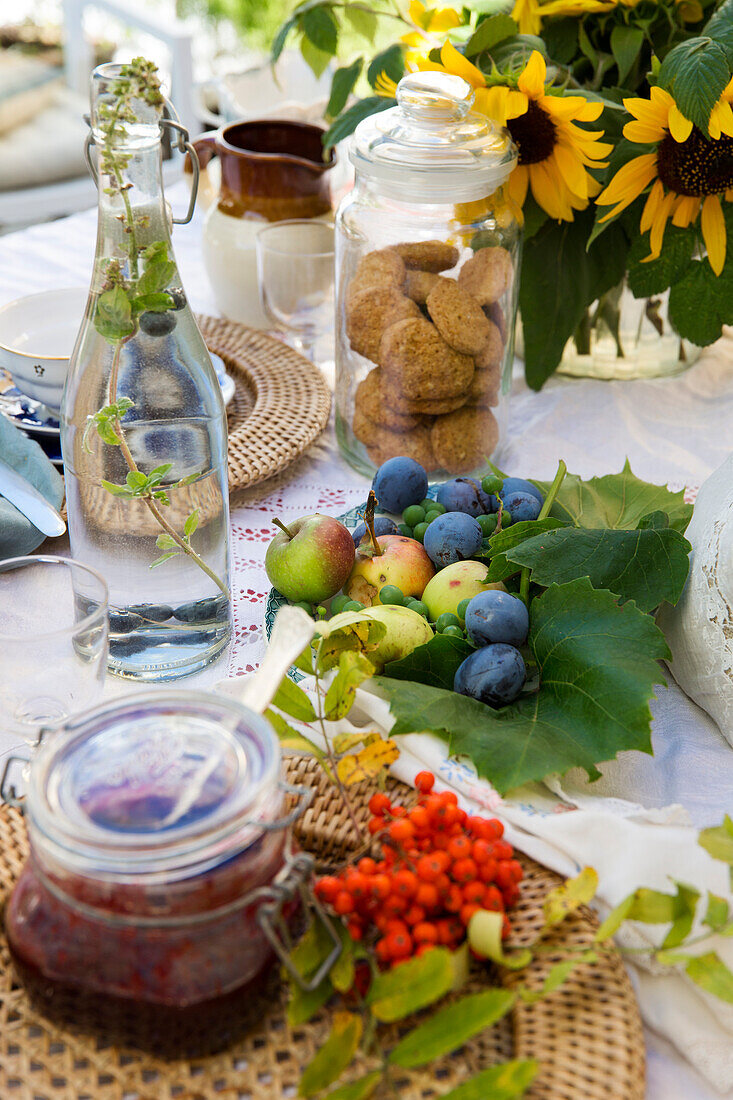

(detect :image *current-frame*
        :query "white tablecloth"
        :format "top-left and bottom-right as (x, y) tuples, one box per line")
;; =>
(1, 178), (732, 1100)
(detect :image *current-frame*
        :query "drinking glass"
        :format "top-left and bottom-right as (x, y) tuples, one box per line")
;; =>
(0, 556), (109, 742)
(256, 219), (335, 362)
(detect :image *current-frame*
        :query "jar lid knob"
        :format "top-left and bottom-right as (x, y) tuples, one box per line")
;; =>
(396, 72), (475, 125)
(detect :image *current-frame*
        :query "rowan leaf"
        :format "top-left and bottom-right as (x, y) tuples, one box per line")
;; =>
(703, 893), (731, 932)
(467, 910), (532, 970)
(271, 675), (317, 722)
(437, 1060), (538, 1100)
(544, 868), (599, 926)
(517, 952), (598, 1003)
(376, 579), (668, 794)
(336, 737), (400, 785)
(368, 948), (457, 1021)
(299, 1012), (362, 1097)
(325, 650), (375, 720)
(389, 989), (516, 1068)
(699, 815), (733, 865)
(685, 952), (733, 1003)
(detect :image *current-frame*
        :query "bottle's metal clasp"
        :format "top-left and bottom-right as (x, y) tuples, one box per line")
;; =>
(82, 100), (200, 226)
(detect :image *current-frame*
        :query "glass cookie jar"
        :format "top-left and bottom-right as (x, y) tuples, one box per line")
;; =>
(335, 71), (520, 479)
(4, 692), (336, 1056)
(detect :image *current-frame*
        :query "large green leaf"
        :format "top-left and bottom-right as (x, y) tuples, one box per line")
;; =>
(377, 578), (669, 793)
(668, 259), (733, 347)
(383, 633), (474, 691)
(658, 37), (731, 136)
(324, 96), (394, 150)
(389, 989), (516, 1068)
(704, 0), (733, 58)
(301, 5), (339, 54)
(465, 14), (517, 56)
(610, 25), (644, 83)
(520, 209), (629, 389)
(505, 526), (691, 611)
(626, 226), (695, 299)
(530, 461), (693, 533)
(484, 518), (569, 582)
(326, 58), (363, 120)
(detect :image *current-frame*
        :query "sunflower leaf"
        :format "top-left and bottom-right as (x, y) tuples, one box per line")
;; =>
(366, 44), (405, 89)
(326, 58), (363, 120)
(465, 14), (517, 56)
(324, 96), (393, 151)
(658, 37), (730, 137)
(520, 208), (630, 389)
(610, 25), (644, 84)
(627, 226), (695, 298)
(668, 259), (733, 346)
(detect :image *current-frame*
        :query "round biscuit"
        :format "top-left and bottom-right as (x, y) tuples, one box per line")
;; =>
(345, 249), (406, 307)
(474, 319), (504, 371)
(365, 422), (437, 472)
(457, 247), (513, 305)
(346, 286), (420, 363)
(355, 370), (424, 432)
(379, 316), (474, 400)
(465, 365), (500, 408)
(390, 240), (459, 273)
(431, 407), (500, 475)
(404, 270), (440, 305)
(426, 277), (492, 356)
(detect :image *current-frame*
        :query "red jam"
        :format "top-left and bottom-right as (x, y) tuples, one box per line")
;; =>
(4, 692), (304, 1056)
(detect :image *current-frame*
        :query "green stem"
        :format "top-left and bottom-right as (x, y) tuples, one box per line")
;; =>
(106, 339), (228, 597)
(273, 517), (296, 540)
(519, 460), (567, 607)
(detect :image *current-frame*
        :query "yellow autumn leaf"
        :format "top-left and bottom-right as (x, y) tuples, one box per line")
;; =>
(337, 738), (400, 785)
(544, 867), (599, 927)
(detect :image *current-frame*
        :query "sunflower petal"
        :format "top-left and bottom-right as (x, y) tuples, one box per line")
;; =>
(518, 50), (547, 99)
(596, 153), (658, 207)
(440, 40), (485, 87)
(427, 7), (462, 32)
(672, 195), (700, 227)
(552, 142), (589, 199)
(701, 194), (726, 275)
(648, 190), (676, 259)
(668, 104), (693, 143)
(511, 0), (541, 35)
(508, 164), (530, 208)
(623, 120), (667, 144)
(640, 179), (665, 233)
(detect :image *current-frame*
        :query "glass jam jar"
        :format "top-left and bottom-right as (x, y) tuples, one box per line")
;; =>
(335, 71), (520, 479)
(4, 692), (330, 1056)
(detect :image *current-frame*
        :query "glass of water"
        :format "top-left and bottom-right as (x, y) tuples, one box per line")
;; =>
(0, 556), (109, 743)
(256, 219), (335, 363)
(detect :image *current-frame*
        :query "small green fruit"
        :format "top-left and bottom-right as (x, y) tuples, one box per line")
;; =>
(482, 474), (503, 495)
(344, 600), (364, 611)
(380, 585), (405, 606)
(397, 523), (413, 537)
(425, 509), (442, 524)
(413, 522), (430, 542)
(406, 599), (429, 618)
(457, 598), (472, 621)
(403, 504), (425, 527)
(330, 593), (351, 615)
(436, 612), (461, 633)
(442, 624), (464, 638)
(478, 513), (498, 536)
(293, 601), (313, 615)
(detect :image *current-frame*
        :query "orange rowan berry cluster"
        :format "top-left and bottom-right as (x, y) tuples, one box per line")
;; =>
(314, 771), (523, 967)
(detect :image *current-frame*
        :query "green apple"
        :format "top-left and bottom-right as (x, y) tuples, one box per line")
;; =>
(326, 605), (433, 671)
(265, 515), (355, 603)
(345, 534), (435, 607)
(421, 560), (506, 621)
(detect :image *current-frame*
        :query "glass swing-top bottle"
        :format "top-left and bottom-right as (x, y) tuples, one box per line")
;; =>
(60, 60), (231, 680)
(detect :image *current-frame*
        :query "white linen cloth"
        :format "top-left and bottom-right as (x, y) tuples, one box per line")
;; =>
(1, 178), (733, 1099)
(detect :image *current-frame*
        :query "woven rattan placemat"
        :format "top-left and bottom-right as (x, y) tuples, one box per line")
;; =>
(0, 757), (645, 1100)
(196, 316), (332, 494)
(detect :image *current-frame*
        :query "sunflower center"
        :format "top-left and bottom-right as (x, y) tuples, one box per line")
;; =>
(507, 100), (557, 165)
(657, 128), (733, 196)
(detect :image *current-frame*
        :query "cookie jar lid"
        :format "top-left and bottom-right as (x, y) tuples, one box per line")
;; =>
(27, 691), (280, 880)
(350, 71), (517, 202)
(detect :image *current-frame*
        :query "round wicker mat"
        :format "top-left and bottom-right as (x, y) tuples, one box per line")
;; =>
(196, 316), (332, 493)
(0, 758), (645, 1100)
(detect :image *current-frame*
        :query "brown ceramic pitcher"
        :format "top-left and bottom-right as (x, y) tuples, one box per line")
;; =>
(193, 119), (335, 221)
(193, 119), (336, 326)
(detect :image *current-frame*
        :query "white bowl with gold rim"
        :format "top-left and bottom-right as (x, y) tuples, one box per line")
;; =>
(0, 288), (86, 414)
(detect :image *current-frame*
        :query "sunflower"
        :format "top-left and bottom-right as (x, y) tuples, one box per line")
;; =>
(595, 86), (733, 274)
(511, 0), (700, 34)
(415, 44), (611, 221)
(401, 0), (462, 49)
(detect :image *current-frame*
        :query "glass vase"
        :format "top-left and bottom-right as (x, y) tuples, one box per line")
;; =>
(60, 62), (231, 681)
(556, 277), (702, 381)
